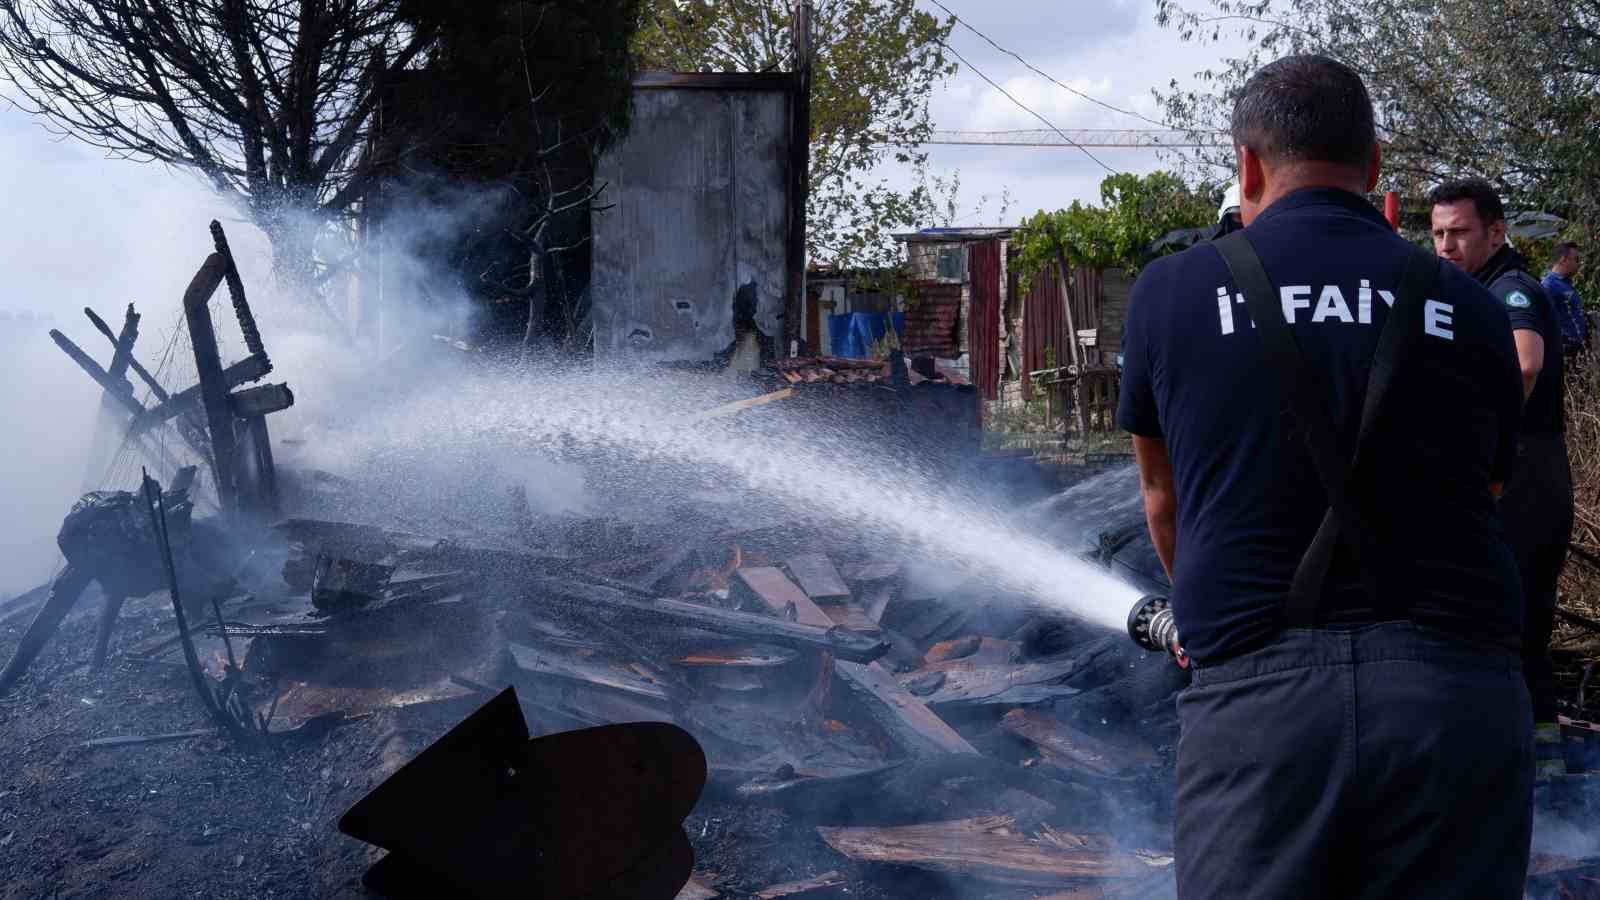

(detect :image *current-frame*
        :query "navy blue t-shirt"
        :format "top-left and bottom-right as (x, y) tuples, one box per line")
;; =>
(1117, 188), (1525, 664)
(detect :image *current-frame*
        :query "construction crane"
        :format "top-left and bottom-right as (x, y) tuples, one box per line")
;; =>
(922, 129), (1228, 149)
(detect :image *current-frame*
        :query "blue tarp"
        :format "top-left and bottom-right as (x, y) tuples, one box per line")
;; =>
(829, 312), (906, 358)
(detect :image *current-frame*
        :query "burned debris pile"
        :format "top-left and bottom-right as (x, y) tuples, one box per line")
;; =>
(9, 230), (1600, 898)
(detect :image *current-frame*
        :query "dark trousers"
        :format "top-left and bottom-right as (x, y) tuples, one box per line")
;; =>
(1174, 622), (1532, 900)
(1500, 431), (1574, 723)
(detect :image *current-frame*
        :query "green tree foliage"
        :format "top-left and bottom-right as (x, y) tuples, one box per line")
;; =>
(1010, 171), (1216, 285)
(1152, 0), (1600, 295)
(632, 0), (957, 269)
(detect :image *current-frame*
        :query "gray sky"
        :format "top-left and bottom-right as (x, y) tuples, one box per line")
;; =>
(878, 0), (1248, 225)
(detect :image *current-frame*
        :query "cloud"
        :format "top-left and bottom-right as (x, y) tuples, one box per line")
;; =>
(885, 0), (1252, 223)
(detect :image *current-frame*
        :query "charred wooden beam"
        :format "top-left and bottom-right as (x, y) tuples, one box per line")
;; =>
(527, 577), (889, 664)
(49, 329), (191, 474)
(816, 816), (1150, 887)
(49, 329), (143, 417)
(1000, 709), (1161, 781)
(183, 254), (237, 517)
(85, 305), (168, 403)
(127, 354), (272, 437)
(796, 579), (977, 758)
(785, 553), (850, 601)
(901, 658), (1081, 711)
(210, 220), (269, 364)
(229, 383), (295, 418)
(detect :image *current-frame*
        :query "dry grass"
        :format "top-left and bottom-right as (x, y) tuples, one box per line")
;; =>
(1552, 360), (1600, 716)
(1558, 360), (1600, 641)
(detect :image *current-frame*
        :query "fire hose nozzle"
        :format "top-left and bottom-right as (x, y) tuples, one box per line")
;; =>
(1126, 594), (1188, 668)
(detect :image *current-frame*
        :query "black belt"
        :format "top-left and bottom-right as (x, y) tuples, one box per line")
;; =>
(1212, 232), (1442, 628)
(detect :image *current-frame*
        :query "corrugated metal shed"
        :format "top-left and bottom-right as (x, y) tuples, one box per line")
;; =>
(967, 240), (1002, 401)
(591, 74), (795, 362)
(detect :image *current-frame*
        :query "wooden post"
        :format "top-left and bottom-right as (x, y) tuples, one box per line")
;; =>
(183, 254), (236, 518)
(783, 1), (814, 358)
(1053, 256), (1090, 438)
(85, 306), (168, 403)
(81, 305), (140, 488)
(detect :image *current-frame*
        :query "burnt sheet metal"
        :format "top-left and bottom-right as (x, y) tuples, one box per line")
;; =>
(902, 282), (962, 359)
(967, 240), (1002, 401)
(592, 82), (793, 362)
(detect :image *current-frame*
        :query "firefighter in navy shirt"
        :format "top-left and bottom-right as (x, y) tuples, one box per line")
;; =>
(1431, 178), (1574, 777)
(1118, 56), (1530, 898)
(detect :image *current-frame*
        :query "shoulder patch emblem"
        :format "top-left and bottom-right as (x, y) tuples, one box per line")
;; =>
(1506, 290), (1532, 309)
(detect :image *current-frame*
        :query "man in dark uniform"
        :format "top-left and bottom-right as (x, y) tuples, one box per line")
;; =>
(1431, 178), (1574, 776)
(1120, 55), (1531, 898)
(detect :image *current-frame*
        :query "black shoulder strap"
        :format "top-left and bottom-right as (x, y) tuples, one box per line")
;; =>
(1212, 232), (1440, 627)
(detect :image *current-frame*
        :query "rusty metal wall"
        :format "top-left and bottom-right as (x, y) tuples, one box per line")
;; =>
(967, 240), (1002, 401)
(591, 81), (792, 361)
(1020, 264), (1105, 399)
(1022, 264), (1065, 401)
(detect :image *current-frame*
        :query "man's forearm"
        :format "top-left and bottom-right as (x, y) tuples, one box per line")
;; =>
(1514, 329), (1545, 400)
(1132, 435), (1179, 581)
(1146, 503), (1178, 581)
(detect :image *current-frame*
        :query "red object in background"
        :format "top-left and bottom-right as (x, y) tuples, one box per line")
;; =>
(967, 240), (1002, 401)
(1384, 191), (1400, 231)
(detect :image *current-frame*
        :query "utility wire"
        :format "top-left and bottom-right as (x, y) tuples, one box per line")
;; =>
(934, 38), (1119, 174)
(926, 0), (1172, 130)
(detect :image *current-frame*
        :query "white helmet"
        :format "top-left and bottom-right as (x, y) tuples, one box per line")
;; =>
(1219, 183), (1241, 220)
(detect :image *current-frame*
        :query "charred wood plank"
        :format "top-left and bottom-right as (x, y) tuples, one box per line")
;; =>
(833, 659), (979, 757)
(230, 383), (294, 418)
(674, 643), (799, 668)
(526, 577), (889, 664)
(47, 329), (192, 470)
(802, 591), (975, 758)
(902, 658), (1080, 710)
(85, 305), (214, 456)
(816, 816), (1148, 887)
(684, 388), (794, 425)
(508, 642), (672, 704)
(81, 729), (217, 750)
(49, 329), (143, 417)
(737, 566), (835, 725)
(182, 254), (237, 516)
(786, 553), (850, 601)
(1001, 710), (1161, 781)
(127, 354), (272, 436)
(210, 221), (269, 363)
(85, 305), (169, 403)
(844, 559), (902, 585)
(753, 871), (845, 898)
(735, 567), (813, 618)
(276, 518), (579, 577)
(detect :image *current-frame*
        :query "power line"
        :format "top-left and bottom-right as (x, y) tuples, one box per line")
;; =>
(933, 38), (1119, 174)
(925, 0), (1171, 130)
(925, 128), (1228, 148)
